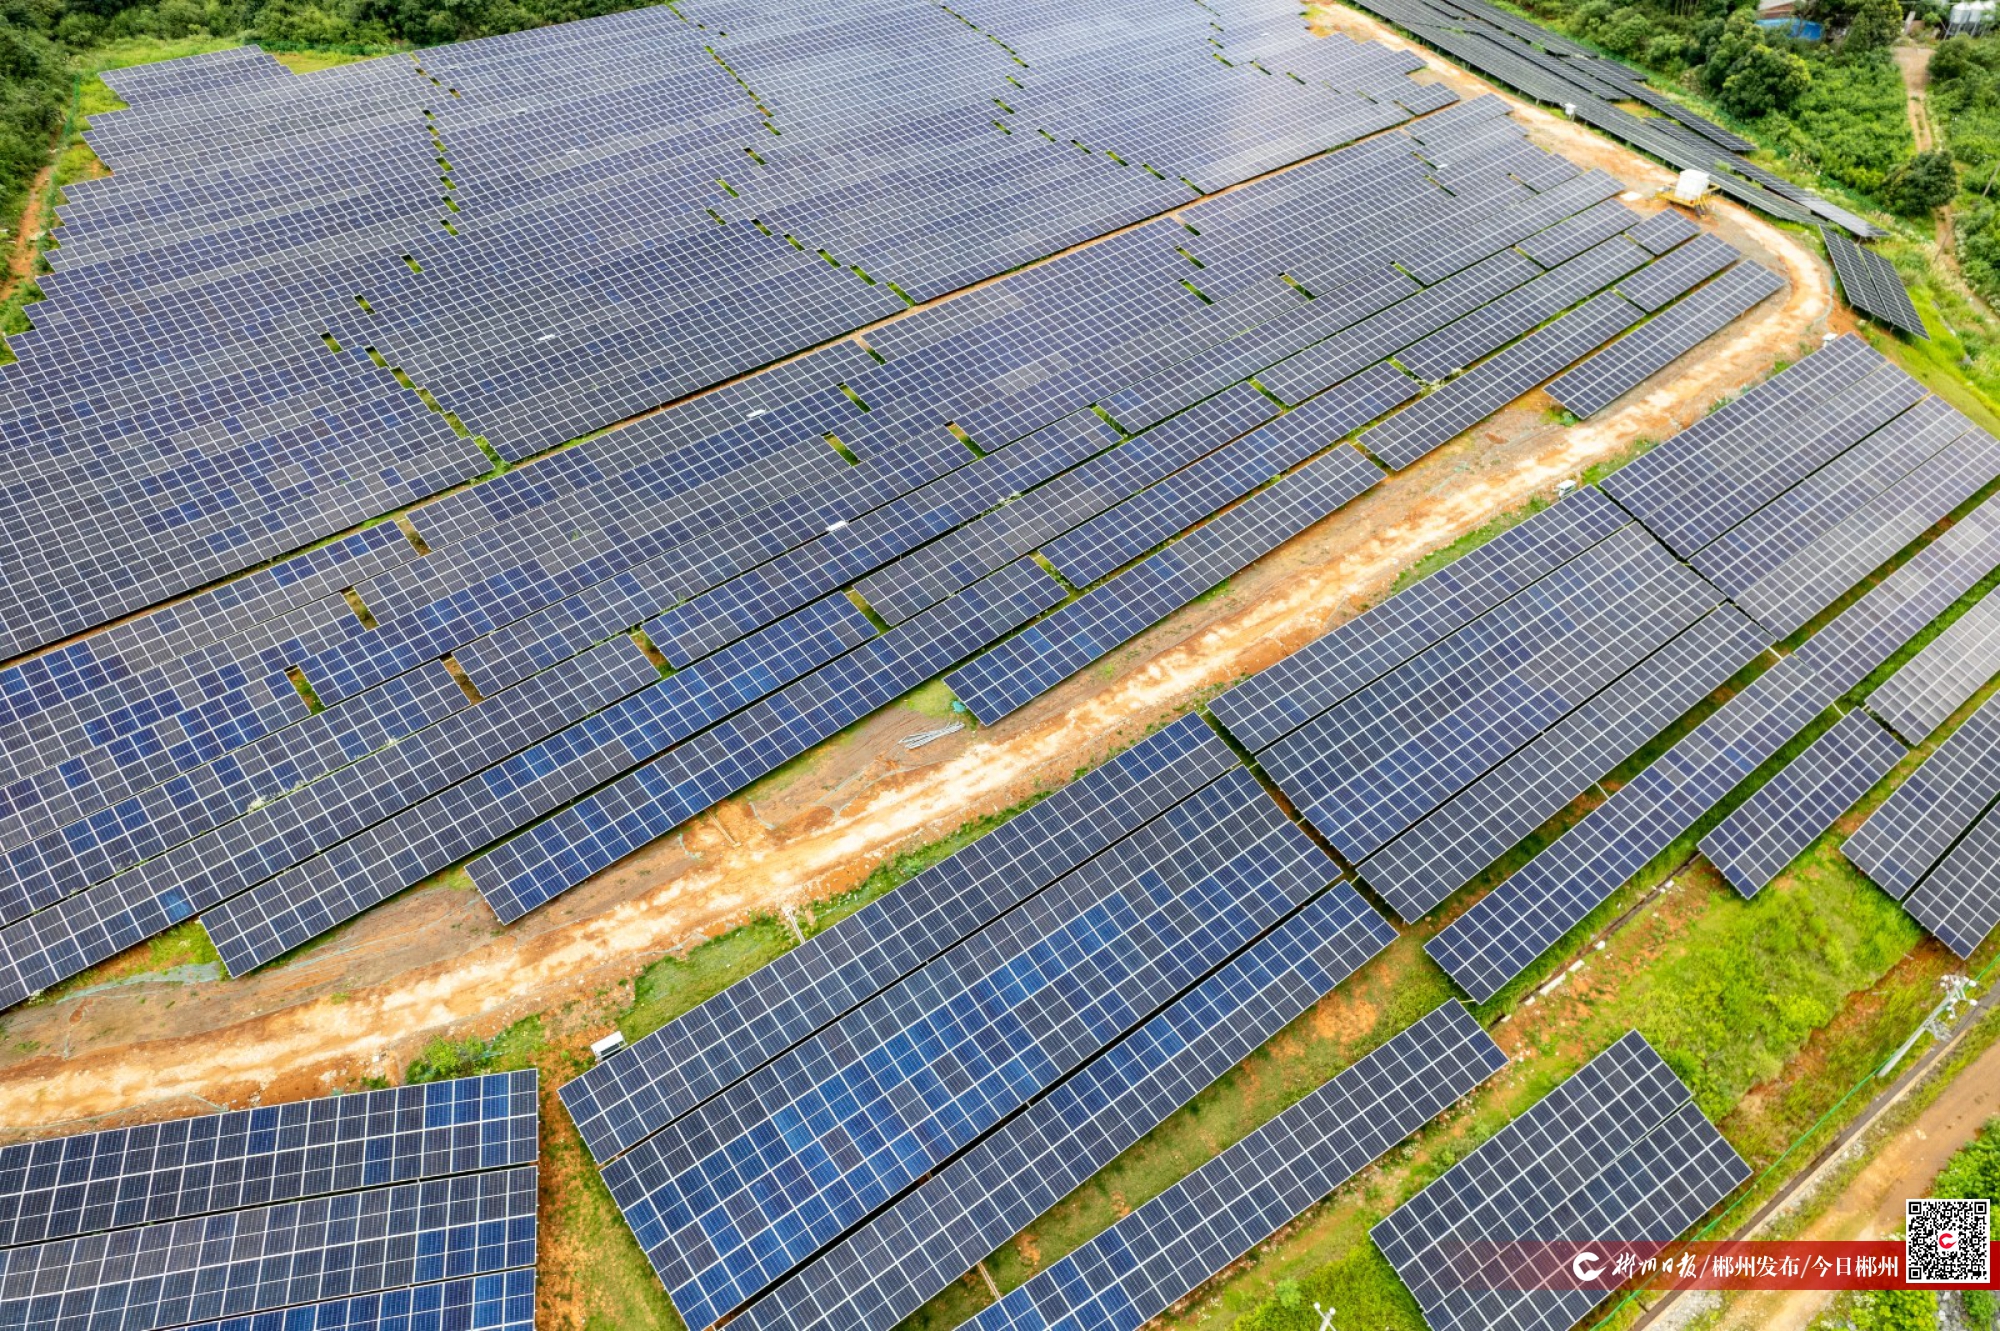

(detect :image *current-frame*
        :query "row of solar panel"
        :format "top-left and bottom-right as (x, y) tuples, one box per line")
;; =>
(0, 0), (1438, 655)
(1342, 0), (1883, 241)
(0, 115), (1778, 1011)
(0, 1072), (538, 1331)
(1205, 334), (2000, 1005)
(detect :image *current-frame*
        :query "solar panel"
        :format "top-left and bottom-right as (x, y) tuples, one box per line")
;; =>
(1867, 591), (2000, 742)
(610, 768), (1339, 1329)
(1338, 0), (1869, 240)
(1, 16), (1813, 1019)
(1549, 260), (1784, 418)
(1360, 291), (1642, 469)
(732, 881), (1397, 1331)
(1360, 604), (1772, 920)
(1375, 1030), (1748, 1331)
(1396, 236), (1650, 381)
(947, 445), (1384, 722)
(1732, 427), (2000, 636)
(0, 1071), (537, 1250)
(558, 712), (1239, 1164)
(1699, 709), (1907, 898)
(1615, 233), (1740, 312)
(1903, 799), (2000, 957)
(1792, 490), (2000, 697)
(1843, 691), (2000, 897)
(1260, 525), (1721, 863)
(1690, 394), (1974, 602)
(0, 1167), (538, 1331)
(1823, 228), (1929, 339)
(1431, 477), (2000, 1000)
(1624, 208), (1701, 256)
(1426, 652), (1835, 1001)
(1600, 336), (1924, 558)
(1208, 487), (1631, 751)
(172, 1271), (538, 1331)
(965, 1001), (1507, 1331)
(1046, 363), (1414, 587)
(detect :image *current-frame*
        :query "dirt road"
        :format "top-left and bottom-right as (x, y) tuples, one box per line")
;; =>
(1896, 41), (1967, 282)
(0, 19), (1836, 1137)
(1713, 1030), (2000, 1330)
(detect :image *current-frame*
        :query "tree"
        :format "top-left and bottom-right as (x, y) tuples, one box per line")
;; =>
(1892, 149), (1961, 212)
(1704, 11), (1815, 118)
(1844, 0), (1903, 54)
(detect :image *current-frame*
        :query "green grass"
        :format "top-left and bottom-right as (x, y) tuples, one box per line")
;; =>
(897, 677), (963, 721)
(24, 919), (222, 1005)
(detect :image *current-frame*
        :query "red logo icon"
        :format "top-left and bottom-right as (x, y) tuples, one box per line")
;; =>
(1938, 1231), (1959, 1255)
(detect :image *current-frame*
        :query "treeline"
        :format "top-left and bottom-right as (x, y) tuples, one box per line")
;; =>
(0, 0), (656, 228)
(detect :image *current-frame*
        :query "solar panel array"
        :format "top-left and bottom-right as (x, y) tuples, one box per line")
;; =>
(0, 1071), (538, 1331)
(1374, 1031), (1749, 1331)
(0, 59), (1783, 1011)
(963, 1001), (1506, 1331)
(1699, 708), (1906, 898)
(561, 712), (1237, 1162)
(1866, 591), (2000, 742)
(732, 879), (1398, 1331)
(1209, 332), (2000, 999)
(609, 764), (1343, 1328)
(1549, 260), (1785, 418)
(1823, 227), (1929, 340)
(1338, 0), (1882, 241)
(1850, 690), (2000, 892)
(4, 0), (1447, 655)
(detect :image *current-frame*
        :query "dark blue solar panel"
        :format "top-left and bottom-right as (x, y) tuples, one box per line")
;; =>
(966, 1001), (1506, 1331)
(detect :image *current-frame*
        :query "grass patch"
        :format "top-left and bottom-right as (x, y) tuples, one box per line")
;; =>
(269, 48), (382, 74)
(897, 677), (962, 721)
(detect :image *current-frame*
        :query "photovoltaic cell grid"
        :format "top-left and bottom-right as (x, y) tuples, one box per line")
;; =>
(1427, 464), (2000, 1000)
(1549, 260), (1784, 418)
(1867, 591), (2000, 742)
(732, 880), (1398, 1331)
(613, 766), (1341, 1329)
(0, 62), (1781, 1016)
(171, 1270), (537, 1331)
(1256, 525), (1725, 866)
(1374, 1031), (1748, 1331)
(1336, 0), (1879, 241)
(0, 1073), (538, 1331)
(1187, 335), (1999, 1000)
(0, 1072), (537, 1250)
(1823, 227), (1929, 340)
(961, 1002), (1506, 1331)
(1698, 708), (1906, 898)
(2, 0), (1442, 653)
(1843, 690), (2000, 898)
(0, 1168), (538, 1331)
(559, 712), (1239, 1163)
(1359, 604), (1774, 921)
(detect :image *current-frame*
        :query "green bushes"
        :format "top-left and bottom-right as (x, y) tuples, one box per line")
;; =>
(1769, 52), (1913, 196)
(0, 23), (65, 234)
(1703, 10), (1815, 118)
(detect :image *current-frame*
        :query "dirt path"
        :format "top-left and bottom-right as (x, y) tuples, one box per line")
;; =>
(2, 161), (54, 304)
(1712, 1029), (2000, 1331)
(1895, 41), (1966, 283)
(0, 21), (1836, 1137)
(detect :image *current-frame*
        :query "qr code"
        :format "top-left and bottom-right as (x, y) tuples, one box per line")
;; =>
(1907, 1198), (1991, 1284)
